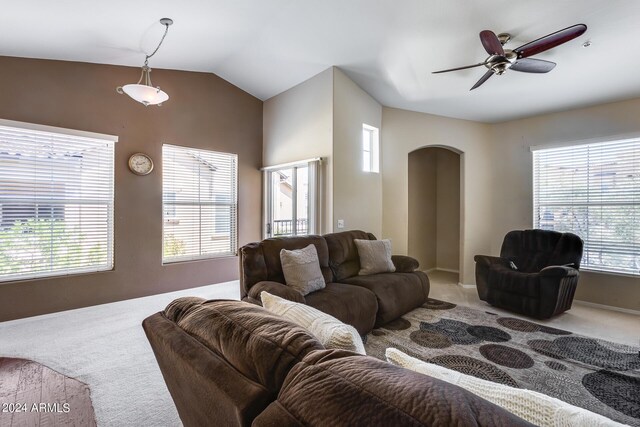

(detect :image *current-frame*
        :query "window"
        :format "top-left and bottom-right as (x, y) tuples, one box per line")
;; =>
(0, 119), (116, 282)
(362, 124), (379, 173)
(162, 144), (237, 263)
(533, 138), (639, 275)
(263, 159), (320, 238)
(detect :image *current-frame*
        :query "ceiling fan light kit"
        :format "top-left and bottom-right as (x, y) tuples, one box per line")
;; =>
(117, 18), (173, 106)
(433, 24), (587, 90)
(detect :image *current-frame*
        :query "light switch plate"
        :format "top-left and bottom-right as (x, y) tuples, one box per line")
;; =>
(337, 219), (345, 229)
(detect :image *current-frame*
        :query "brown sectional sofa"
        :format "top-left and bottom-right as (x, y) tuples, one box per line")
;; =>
(239, 230), (430, 334)
(143, 298), (533, 427)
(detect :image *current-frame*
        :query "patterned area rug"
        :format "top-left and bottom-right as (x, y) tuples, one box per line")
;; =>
(364, 299), (640, 426)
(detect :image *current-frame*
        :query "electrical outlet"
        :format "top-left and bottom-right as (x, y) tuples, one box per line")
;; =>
(337, 219), (345, 229)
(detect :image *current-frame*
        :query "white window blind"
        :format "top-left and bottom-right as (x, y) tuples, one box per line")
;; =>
(533, 138), (639, 275)
(0, 120), (115, 282)
(162, 144), (237, 263)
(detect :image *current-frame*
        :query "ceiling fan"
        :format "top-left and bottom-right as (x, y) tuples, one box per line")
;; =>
(433, 24), (587, 90)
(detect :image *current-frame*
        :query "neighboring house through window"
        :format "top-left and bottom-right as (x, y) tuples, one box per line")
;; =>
(0, 119), (116, 282)
(532, 138), (639, 275)
(162, 144), (238, 263)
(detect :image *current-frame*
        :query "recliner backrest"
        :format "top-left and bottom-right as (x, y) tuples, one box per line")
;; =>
(239, 235), (333, 298)
(324, 230), (376, 281)
(500, 229), (583, 273)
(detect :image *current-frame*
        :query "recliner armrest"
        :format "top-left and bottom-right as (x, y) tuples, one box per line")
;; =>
(539, 265), (579, 278)
(474, 255), (511, 268)
(391, 255), (419, 273)
(248, 281), (306, 304)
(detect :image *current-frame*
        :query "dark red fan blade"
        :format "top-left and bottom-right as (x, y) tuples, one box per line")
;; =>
(510, 58), (556, 73)
(480, 30), (504, 55)
(432, 62), (488, 74)
(514, 24), (587, 58)
(470, 70), (493, 90)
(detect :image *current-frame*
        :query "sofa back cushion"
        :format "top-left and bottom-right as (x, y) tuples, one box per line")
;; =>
(500, 230), (583, 273)
(164, 297), (324, 393)
(324, 230), (376, 281)
(253, 350), (533, 427)
(240, 235), (332, 298)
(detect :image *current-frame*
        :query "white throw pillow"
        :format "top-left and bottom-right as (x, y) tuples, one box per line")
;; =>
(261, 291), (365, 355)
(354, 239), (396, 276)
(280, 244), (326, 296)
(385, 348), (623, 427)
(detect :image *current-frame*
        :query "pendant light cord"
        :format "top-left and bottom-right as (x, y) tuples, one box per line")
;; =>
(144, 23), (171, 66)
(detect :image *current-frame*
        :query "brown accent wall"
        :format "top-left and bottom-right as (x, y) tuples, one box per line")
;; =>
(0, 56), (263, 321)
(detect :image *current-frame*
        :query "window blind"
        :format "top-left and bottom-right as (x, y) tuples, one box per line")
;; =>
(0, 121), (115, 282)
(162, 144), (237, 263)
(533, 138), (639, 275)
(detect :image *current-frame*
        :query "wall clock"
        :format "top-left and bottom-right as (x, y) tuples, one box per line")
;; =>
(128, 153), (154, 176)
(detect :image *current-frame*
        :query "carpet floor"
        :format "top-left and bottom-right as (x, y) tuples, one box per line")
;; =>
(364, 299), (640, 426)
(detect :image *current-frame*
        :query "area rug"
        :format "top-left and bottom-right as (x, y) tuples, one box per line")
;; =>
(363, 299), (640, 426)
(0, 357), (96, 426)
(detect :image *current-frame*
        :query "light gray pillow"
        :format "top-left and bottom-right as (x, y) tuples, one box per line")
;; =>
(261, 291), (365, 354)
(280, 244), (326, 295)
(354, 239), (396, 276)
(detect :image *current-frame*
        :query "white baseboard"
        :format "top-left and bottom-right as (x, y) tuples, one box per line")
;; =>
(573, 299), (640, 316)
(424, 268), (459, 274)
(457, 283), (476, 289)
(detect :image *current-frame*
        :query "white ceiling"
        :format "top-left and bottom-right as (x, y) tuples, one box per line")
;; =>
(2, 0), (640, 122)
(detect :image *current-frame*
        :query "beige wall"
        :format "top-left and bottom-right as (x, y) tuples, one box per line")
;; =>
(436, 149), (460, 271)
(490, 98), (640, 311)
(382, 107), (492, 285)
(263, 68), (334, 234)
(407, 148), (460, 272)
(408, 149), (437, 269)
(0, 56), (263, 321)
(332, 68), (383, 237)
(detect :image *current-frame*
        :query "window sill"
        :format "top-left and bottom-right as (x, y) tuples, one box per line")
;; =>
(580, 268), (639, 279)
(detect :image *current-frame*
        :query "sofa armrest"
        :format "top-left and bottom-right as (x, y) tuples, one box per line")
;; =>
(248, 281), (306, 304)
(540, 265), (579, 278)
(391, 255), (419, 273)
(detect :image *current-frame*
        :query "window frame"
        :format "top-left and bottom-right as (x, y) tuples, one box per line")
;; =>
(531, 136), (639, 276)
(0, 118), (117, 282)
(362, 124), (380, 173)
(162, 144), (238, 264)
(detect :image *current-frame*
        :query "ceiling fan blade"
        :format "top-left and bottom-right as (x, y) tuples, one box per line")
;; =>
(470, 70), (494, 90)
(432, 62), (488, 74)
(511, 58), (556, 73)
(480, 30), (504, 55)
(514, 24), (587, 58)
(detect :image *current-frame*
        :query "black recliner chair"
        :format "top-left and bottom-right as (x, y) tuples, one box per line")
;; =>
(474, 229), (584, 319)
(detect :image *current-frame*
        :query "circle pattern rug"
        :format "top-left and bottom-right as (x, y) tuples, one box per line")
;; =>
(364, 299), (640, 426)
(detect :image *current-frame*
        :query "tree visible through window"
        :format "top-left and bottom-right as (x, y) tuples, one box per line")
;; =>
(162, 144), (237, 263)
(0, 120), (116, 282)
(533, 138), (639, 275)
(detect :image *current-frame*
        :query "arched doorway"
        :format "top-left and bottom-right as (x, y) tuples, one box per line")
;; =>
(408, 146), (461, 280)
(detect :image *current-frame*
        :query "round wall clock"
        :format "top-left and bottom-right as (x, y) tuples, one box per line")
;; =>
(128, 153), (154, 176)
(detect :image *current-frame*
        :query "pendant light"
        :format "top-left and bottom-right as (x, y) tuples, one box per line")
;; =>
(117, 18), (173, 106)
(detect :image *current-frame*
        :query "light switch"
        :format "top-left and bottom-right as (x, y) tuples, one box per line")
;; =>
(337, 219), (345, 229)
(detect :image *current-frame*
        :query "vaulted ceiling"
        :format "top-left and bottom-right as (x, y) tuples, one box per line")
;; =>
(3, 0), (639, 122)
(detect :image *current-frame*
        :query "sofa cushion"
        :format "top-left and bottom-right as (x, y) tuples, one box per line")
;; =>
(386, 348), (620, 427)
(341, 271), (429, 326)
(304, 282), (377, 335)
(253, 349), (534, 427)
(324, 230), (374, 280)
(354, 238), (396, 275)
(280, 244), (326, 295)
(164, 297), (324, 394)
(261, 292), (365, 354)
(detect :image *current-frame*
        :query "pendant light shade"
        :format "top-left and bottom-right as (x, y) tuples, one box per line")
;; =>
(117, 18), (173, 107)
